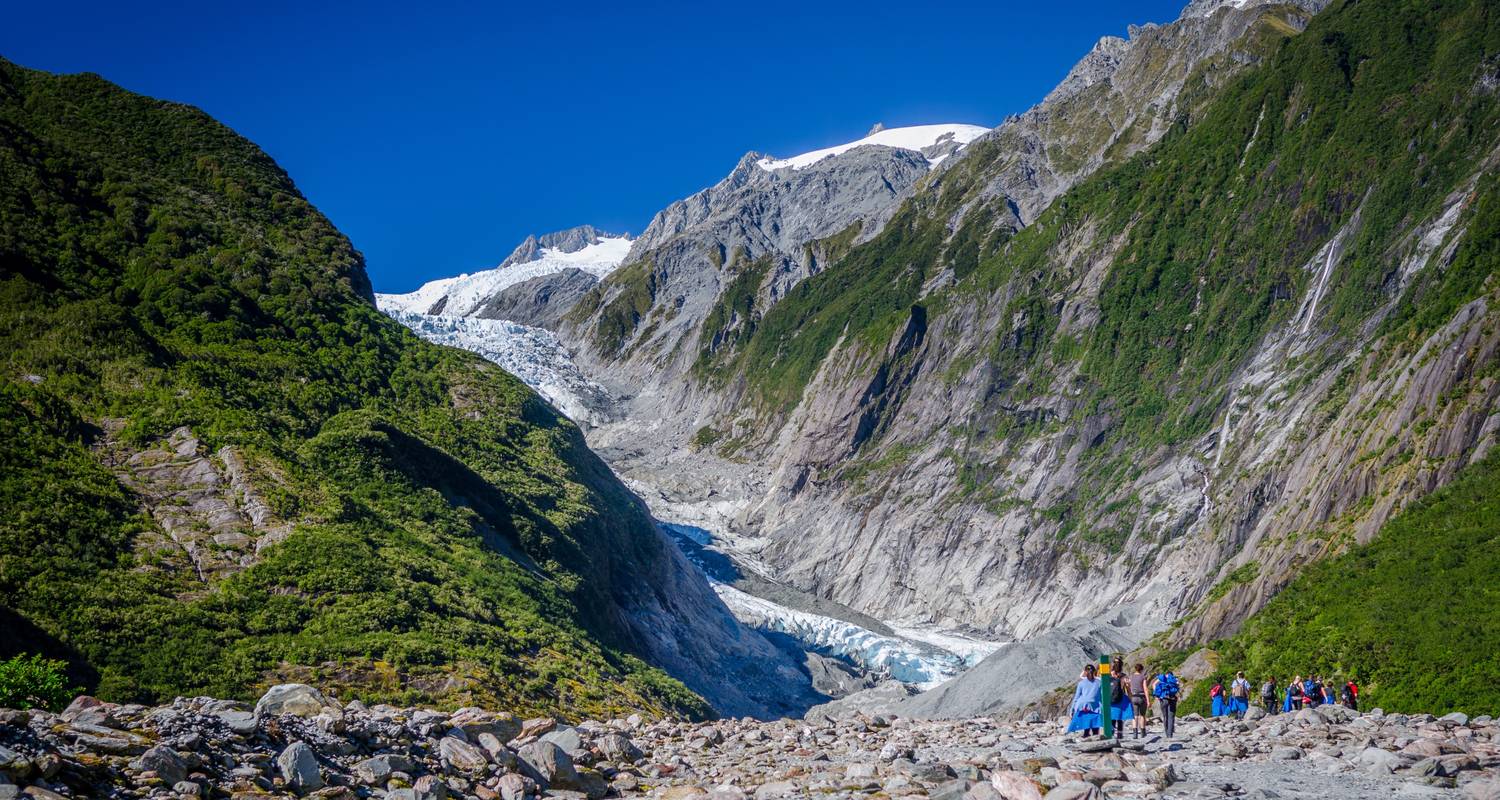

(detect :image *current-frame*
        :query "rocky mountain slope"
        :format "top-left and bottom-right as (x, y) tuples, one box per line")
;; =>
(0, 58), (823, 720)
(381, 0), (1500, 719)
(3, 685), (1498, 800)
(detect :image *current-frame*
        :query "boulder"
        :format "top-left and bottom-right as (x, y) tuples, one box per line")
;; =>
(412, 775), (447, 800)
(541, 726), (585, 754)
(496, 773), (529, 800)
(439, 735), (489, 775)
(516, 740), (581, 791)
(214, 709), (258, 736)
(1044, 781), (1103, 800)
(597, 733), (643, 763)
(255, 684), (340, 720)
(276, 741), (323, 793)
(132, 744), (188, 785)
(1355, 747), (1401, 774)
(448, 708), (521, 744)
(1463, 779), (1500, 800)
(1271, 746), (1304, 761)
(990, 771), (1044, 800)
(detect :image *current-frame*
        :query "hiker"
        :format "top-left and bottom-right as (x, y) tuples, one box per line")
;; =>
(1108, 656), (1134, 739)
(1210, 680), (1225, 717)
(1067, 664), (1103, 738)
(1154, 667), (1181, 740)
(1342, 678), (1359, 710)
(1303, 675), (1319, 708)
(1127, 663), (1151, 738)
(1323, 680), (1339, 706)
(1285, 677), (1300, 712)
(1261, 675), (1279, 715)
(1229, 671), (1252, 719)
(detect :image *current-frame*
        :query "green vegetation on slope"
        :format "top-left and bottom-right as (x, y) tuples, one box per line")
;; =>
(1181, 453), (1500, 716)
(0, 58), (708, 719)
(729, 0), (1500, 443)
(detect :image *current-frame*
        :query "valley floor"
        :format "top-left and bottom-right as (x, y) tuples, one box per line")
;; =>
(3, 686), (1495, 799)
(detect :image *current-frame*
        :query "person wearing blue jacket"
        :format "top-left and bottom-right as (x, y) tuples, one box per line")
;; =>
(1068, 664), (1104, 738)
(1153, 669), (1181, 739)
(1210, 681), (1225, 717)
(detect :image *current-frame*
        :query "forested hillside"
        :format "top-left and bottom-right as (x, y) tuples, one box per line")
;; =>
(0, 58), (728, 719)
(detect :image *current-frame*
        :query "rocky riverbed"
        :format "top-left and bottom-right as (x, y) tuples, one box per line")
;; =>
(0, 685), (1496, 800)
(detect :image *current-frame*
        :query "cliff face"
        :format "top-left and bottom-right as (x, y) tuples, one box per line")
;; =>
(561, 0), (1500, 665)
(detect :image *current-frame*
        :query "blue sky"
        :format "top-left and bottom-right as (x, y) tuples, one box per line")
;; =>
(2, 1), (1187, 292)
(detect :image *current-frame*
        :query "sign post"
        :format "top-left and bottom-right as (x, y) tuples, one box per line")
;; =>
(1099, 654), (1113, 732)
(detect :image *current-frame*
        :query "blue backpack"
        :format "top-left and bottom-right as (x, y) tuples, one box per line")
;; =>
(1154, 674), (1180, 698)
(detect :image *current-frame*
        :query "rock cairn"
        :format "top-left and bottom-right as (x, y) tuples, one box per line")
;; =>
(0, 686), (1496, 799)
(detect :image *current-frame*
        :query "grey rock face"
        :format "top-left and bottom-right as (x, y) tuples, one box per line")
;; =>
(473, 267), (598, 329)
(537, 0), (1500, 729)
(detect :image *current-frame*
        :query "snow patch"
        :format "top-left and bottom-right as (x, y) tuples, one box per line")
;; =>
(756, 124), (991, 172)
(377, 235), (632, 317)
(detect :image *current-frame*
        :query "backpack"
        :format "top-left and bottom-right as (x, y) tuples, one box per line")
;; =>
(1261, 681), (1276, 699)
(1210, 684), (1223, 698)
(1154, 675), (1180, 699)
(1232, 680), (1248, 699)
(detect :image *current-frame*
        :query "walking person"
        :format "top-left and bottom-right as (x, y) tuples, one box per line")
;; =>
(1127, 663), (1151, 738)
(1068, 664), (1103, 738)
(1210, 680), (1225, 717)
(1261, 675), (1279, 715)
(1154, 667), (1181, 740)
(1229, 671), (1252, 719)
(1303, 675), (1319, 708)
(1108, 656), (1134, 739)
(1342, 678), (1359, 711)
(1285, 677), (1300, 713)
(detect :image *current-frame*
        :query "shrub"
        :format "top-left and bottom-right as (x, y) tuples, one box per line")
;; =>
(0, 654), (75, 711)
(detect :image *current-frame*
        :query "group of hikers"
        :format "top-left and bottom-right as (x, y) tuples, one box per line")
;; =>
(1067, 658), (1360, 740)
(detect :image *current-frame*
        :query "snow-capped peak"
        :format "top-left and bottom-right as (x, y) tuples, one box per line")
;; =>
(755, 123), (991, 172)
(376, 233), (632, 318)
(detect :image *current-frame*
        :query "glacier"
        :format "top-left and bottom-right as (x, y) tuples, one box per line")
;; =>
(384, 311), (615, 425)
(661, 522), (1002, 689)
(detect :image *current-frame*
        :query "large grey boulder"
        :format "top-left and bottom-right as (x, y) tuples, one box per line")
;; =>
(132, 745), (187, 785)
(516, 740), (582, 791)
(597, 733), (644, 763)
(448, 707), (522, 743)
(439, 735), (489, 775)
(276, 741), (323, 793)
(254, 684), (340, 719)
